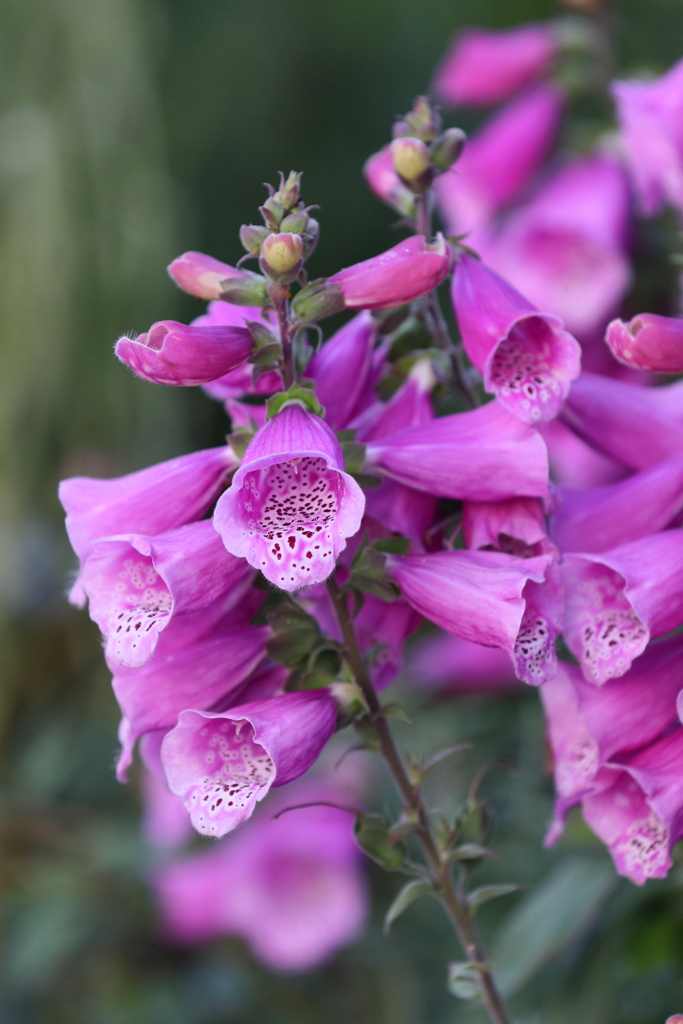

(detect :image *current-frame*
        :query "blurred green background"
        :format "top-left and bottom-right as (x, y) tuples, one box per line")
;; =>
(2, 1), (683, 1021)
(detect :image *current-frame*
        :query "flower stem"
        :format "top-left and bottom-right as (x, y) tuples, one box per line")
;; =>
(272, 287), (295, 388)
(326, 576), (513, 1024)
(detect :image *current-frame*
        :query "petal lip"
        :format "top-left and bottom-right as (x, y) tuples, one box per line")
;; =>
(115, 321), (253, 386)
(606, 313), (683, 374)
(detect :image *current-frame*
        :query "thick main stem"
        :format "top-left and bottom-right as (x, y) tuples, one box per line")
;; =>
(274, 292), (295, 388)
(326, 577), (513, 1024)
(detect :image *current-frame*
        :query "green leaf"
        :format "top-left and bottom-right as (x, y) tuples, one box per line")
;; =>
(266, 385), (324, 419)
(447, 844), (498, 863)
(371, 536), (411, 555)
(380, 702), (411, 723)
(447, 962), (481, 1001)
(227, 427), (254, 460)
(354, 814), (405, 871)
(349, 573), (399, 602)
(467, 884), (522, 916)
(421, 743), (471, 779)
(248, 341), (282, 366)
(383, 880), (433, 934)
(245, 320), (278, 348)
(266, 605), (320, 668)
(340, 440), (367, 475)
(351, 472), (383, 489)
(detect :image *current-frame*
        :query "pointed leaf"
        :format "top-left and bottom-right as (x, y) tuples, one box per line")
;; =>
(467, 884), (522, 915)
(384, 880), (434, 934)
(422, 744), (472, 779)
(354, 814), (405, 871)
(381, 702), (411, 723)
(447, 844), (499, 863)
(371, 536), (411, 555)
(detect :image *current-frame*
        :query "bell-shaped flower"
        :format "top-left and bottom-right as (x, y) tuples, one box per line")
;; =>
(606, 312), (683, 373)
(561, 372), (683, 470)
(364, 399), (548, 503)
(141, 771), (194, 850)
(540, 418), (626, 489)
(435, 84), (564, 234)
(477, 156), (631, 337)
(562, 531), (683, 685)
(462, 496), (546, 552)
(407, 631), (520, 694)
(151, 781), (367, 970)
(385, 549), (556, 684)
(214, 403), (365, 591)
(611, 57), (683, 216)
(167, 251), (268, 305)
(160, 689), (339, 837)
(115, 320), (253, 386)
(452, 254), (581, 423)
(82, 520), (253, 668)
(433, 24), (558, 107)
(59, 446), (237, 606)
(550, 453), (683, 554)
(327, 235), (450, 310)
(306, 312), (380, 431)
(363, 146), (416, 218)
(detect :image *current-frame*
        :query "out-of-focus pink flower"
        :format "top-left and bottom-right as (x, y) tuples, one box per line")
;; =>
(452, 254), (581, 422)
(307, 312), (380, 431)
(328, 236), (450, 310)
(363, 146), (416, 217)
(611, 57), (683, 216)
(435, 84), (564, 234)
(161, 689), (339, 837)
(434, 24), (558, 107)
(151, 782), (367, 971)
(540, 418), (627, 489)
(115, 321), (253, 386)
(407, 631), (520, 693)
(606, 312), (683, 372)
(141, 771), (193, 849)
(214, 403), (365, 591)
(365, 399), (549, 502)
(562, 531), (683, 685)
(477, 156), (632, 337)
(168, 251), (268, 305)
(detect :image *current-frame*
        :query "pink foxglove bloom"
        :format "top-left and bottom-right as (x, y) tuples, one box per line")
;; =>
(327, 235), (450, 310)
(363, 146), (416, 218)
(550, 453), (683, 554)
(452, 254), (581, 423)
(214, 403), (365, 591)
(364, 400), (549, 502)
(435, 84), (564, 234)
(611, 57), (683, 216)
(562, 531), (683, 685)
(407, 631), (520, 693)
(115, 320), (253, 386)
(161, 689), (339, 837)
(307, 312), (380, 431)
(478, 156), (631, 337)
(141, 771), (194, 849)
(540, 418), (626, 489)
(462, 496), (546, 552)
(386, 549), (556, 684)
(167, 251), (267, 304)
(152, 786), (367, 970)
(433, 24), (558, 107)
(81, 520), (253, 668)
(606, 312), (683, 373)
(60, 446), (237, 605)
(561, 372), (683, 470)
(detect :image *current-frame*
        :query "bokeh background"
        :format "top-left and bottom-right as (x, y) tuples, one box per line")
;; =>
(2, 1), (683, 1021)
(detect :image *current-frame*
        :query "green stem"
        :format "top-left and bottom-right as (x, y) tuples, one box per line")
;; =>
(325, 576), (513, 1024)
(273, 289), (295, 388)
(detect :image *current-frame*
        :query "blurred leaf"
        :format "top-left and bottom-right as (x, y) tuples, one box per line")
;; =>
(447, 962), (481, 1001)
(466, 884), (522, 916)
(384, 880), (433, 934)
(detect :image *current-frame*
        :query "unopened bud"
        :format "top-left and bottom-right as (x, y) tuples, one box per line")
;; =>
(430, 128), (467, 171)
(280, 208), (308, 234)
(219, 270), (269, 307)
(261, 232), (304, 275)
(291, 279), (345, 322)
(390, 137), (434, 194)
(239, 223), (269, 254)
(260, 196), (286, 230)
(302, 216), (320, 259)
(278, 170), (302, 211)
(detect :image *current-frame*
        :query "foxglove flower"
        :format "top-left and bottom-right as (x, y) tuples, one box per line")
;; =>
(307, 312), (380, 431)
(115, 320), (253, 386)
(433, 24), (558, 107)
(462, 496), (546, 552)
(327, 235), (450, 310)
(161, 689), (339, 836)
(408, 631), (520, 693)
(214, 403), (364, 591)
(364, 399), (549, 502)
(60, 446), (237, 605)
(606, 312), (683, 373)
(452, 254), (581, 423)
(386, 549), (557, 684)
(435, 84), (564, 234)
(168, 251), (268, 305)
(611, 57), (683, 216)
(562, 531), (683, 684)
(82, 520), (253, 668)
(363, 146), (416, 218)
(540, 418), (626, 489)
(141, 771), (194, 849)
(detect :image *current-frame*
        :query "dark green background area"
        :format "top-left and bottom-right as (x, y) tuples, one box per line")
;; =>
(2, 1), (683, 1021)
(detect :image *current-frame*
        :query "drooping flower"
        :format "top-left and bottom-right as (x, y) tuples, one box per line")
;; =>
(160, 689), (339, 836)
(167, 251), (268, 305)
(452, 254), (581, 422)
(462, 496), (546, 552)
(327, 235), (451, 310)
(433, 24), (558, 107)
(214, 403), (365, 591)
(540, 417), (627, 489)
(606, 312), (683, 373)
(407, 631), (520, 693)
(306, 312), (380, 431)
(115, 320), (253, 386)
(141, 771), (194, 849)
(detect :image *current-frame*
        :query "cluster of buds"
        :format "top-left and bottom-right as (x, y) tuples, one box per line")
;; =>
(239, 171), (319, 288)
(390, 97), (466, 194)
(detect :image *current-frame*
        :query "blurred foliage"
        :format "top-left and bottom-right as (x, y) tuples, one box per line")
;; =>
(2, 0), (683, 1021)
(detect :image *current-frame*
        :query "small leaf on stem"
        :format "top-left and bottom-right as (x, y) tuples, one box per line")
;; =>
(384, 879), (434, 934)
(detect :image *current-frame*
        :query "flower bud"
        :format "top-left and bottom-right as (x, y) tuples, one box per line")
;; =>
(167, 251), (268, 306)
(240, 224), (269, 254)
(278, 170), (302, 211)
(302, 216), (320, 259)
(291, 279), (346, 322)
(430, 128), (467, 172)
(260, 196), (286, 230)
(261, 232), (304, 276)
(390, 138), (434, 193)
(280, 209), (308, 234)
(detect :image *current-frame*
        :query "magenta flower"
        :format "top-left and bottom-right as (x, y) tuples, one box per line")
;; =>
(540, 418), (627, 489)
(611, 57), (683, 216)
(407, 631), (520, 694)
(151, 782), (367, 970)
(385, 549), (556, 684)
(433, 24), (558, 107)
(363, 146), (416, 217)
(115, 320), (253, 386)
(167, 250), (267, 304)
(141, 771), (194, 849)
(306, 312), (380, 431)
(160, 690), (339, 836)
(462, 497), (546, 552)
(477, 156), (631, 337)
(214, 403), (365, 591)
(435, 84), (564, 234)
(365, 398), (549, 503)
(59, 446), (237, 605)
(606, 312), (683, 373)
(328, 235), (450, 310)
(562, 531), (683, 685)
(452, 254), (581, 422)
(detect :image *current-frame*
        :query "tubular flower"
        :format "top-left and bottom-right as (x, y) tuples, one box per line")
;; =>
(115, 320), (253, 386)
(328, 235), (450, 310)
(606, 312), (683, 373)
(214, 403), (365, 591)
(167, 251), (268, 305)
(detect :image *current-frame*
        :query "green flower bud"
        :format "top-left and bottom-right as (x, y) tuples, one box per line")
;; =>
(239, 223), (270, 254)
(390, 137), (434, 194)
(261, 232), (304, 275)
(430, 128), (467, 172)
